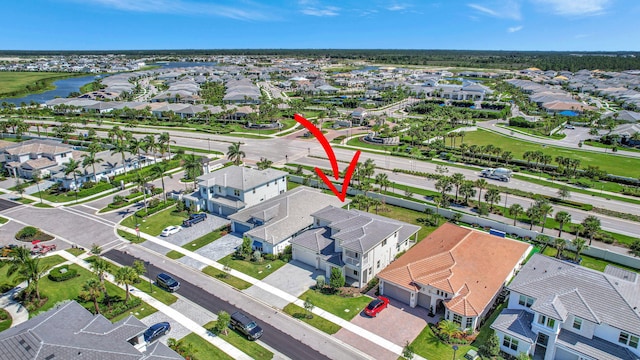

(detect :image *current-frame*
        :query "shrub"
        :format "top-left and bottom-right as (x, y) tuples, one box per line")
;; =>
(148, 198), (160, 208)
(112, 195), (125, 204)
(75, 182), (115, 198)
(252, 250), (262, 263)
(48, 265), (79, 282)
(316, 275), (326, 289)
(81, 181), (96, 190)
(99, 297), (141, 319)
(15, 226), (38, 240)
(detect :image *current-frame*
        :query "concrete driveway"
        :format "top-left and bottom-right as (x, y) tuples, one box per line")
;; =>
(178, 232), (243, 270)
(262, 260), (323, 297)
(159, 214), (230, 247)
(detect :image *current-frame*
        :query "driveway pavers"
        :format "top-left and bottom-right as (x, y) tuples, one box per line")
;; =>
(260, 260), (323, 297)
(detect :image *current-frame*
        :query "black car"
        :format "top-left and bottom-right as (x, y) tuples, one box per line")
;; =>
(230, 311), (263, 340)
(156, 273), (180, 292)
(182, 213), (207, 227)
(144, 322), (171, 343)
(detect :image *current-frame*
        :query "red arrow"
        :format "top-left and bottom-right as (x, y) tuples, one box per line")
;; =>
(294, 114), (361, 202)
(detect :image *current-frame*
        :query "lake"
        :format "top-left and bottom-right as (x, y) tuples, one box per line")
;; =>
(0, 74), (99, 105)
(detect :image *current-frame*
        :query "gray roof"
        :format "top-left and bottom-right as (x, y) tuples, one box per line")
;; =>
(312, 206), (420, 253)
(556, 330), (639, 360)
(0, 301), (182, 360)
(490, 309), (536, 343)
(230, 187), (346, 245)
(197, 166), (287, 191)
(508, 254), (640, 335)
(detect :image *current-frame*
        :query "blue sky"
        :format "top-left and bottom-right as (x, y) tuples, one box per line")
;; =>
(2, 0), (639, 51)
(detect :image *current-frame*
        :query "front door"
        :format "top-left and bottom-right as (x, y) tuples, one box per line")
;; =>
(536, 333), (549, 348)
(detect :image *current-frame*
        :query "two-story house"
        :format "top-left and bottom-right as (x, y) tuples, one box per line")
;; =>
(492, 254), (640, 360)
(183, 166), (287, 216)
(229, 187), (345, 255)
(0, 139), (73, 179)
(377, 223), (531, 330)
(291, 205), (420, 287)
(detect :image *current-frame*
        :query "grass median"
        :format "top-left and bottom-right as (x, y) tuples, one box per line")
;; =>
(283, 303), (341, 334)
(202, 266), (252, 290)
(204, 321), (273, 360)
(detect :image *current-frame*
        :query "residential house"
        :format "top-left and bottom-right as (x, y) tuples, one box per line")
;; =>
(229, 187), (345, 255)
(183, 165), (288, 216)
(0, 139), (74, 179)
(351, 107), (368, 124)
(377, 223), (531, 331)
(291, 205), (420, 287)
(492, 254), (640, 360)
(0, 300), (182, 360)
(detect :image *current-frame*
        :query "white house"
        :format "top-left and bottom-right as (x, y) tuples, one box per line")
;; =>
(183, 165), (288, 216)
(291, 205), (420, 287)
(377, 223), (531, 331)
(1, 139), (73, 179)
(492, 254), (640, 360)
(229, 187), (345, 255)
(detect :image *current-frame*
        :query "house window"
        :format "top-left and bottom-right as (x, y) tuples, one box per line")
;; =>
(452, 314), (462, 326)
(267, 182), (269, 187)
(518, 295), (534, 308)
(368, 268), (372, 275)
(377, 260), (380, 269)
(234, 189), (240, 196)
(466, 317), (473, 329)
(253, 189), (256, 194)
(572, 317), (582, 330)
(382, 239), (387, 246)
(537, 315), (555, 329)
(619, 332), (639, 349)
(354, 270), (358, 276)
(503, 335), (519, 351)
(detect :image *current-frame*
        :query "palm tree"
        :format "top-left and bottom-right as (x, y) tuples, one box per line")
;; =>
(150, 161), (172, 202)
(158, 132), (176, 159)
(475, 178), (488, 204)
(128, 137), (144, 169)
(226, 142), (245, 165)
(256, 157), (273, 170)
(554, 238), (567, 259)
(370, 198), (383, 214)
(375, 173), (389, 192)
(509, 203), (523, 226)
(182, 154), (202, 190)
(115, 266), (138, 304)
(111, 141), (130, 175)
(450, 173), (465, 202)
(582, 215), (601, 245)
(8, 247), (48, 302)
(526, 205), (541, 231)
(459, 180), (476, 205)
(91, 257), (111, 307)
(437, 320), (461, 343)
(572, 238), (588, 261)
(81, 151), (104, 183)
(555, 211), (571, 237)
(484, 188), (501, 211)
(144, 134), (158, 163)
(63, 158), (82, 203)
(435, 176), (453, 199)
(571, 223), (584, 240)
(81, 278), (103, 314)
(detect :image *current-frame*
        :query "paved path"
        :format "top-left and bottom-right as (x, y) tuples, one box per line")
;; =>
(0, 286), (29, 327)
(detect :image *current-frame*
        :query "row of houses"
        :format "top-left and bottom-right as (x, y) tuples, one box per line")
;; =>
(506, 79), (594, 114)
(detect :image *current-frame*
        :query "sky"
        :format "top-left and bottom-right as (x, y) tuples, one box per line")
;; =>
(2, 0), (640, 51)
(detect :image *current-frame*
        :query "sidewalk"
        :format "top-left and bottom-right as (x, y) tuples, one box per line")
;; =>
(117, 225), (425, 360)
(0, 286), (29, 327)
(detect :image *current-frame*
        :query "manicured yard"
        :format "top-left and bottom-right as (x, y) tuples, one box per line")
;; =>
(0, 255), (65, 287)
(541, 246), (638, 273)
(183, 226), (229, 251)
(0, 216), (7, 224)
(66, 248), (86, 257)
(202, 266), (252, 290)
(177, 333), (234, 360)
(121, 205), (188, 236)
(0, 308), (11, 332)
(298, 289), (371, 321)
(218, 254), (286, 280)
(204, 321), (273, 360)
(367, 203), (444, 241)
(471, 302), (506, 347)
(117, 229), (146, 243)
(283, 303), (341, 334)
(458, 128), (640, 178)
(410, 324), (475, 360)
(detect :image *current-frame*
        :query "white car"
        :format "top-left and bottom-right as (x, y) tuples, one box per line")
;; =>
(161, 226), (181, 237)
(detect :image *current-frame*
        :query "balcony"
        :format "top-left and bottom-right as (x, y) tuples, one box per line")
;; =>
(344, 256), (369, 268)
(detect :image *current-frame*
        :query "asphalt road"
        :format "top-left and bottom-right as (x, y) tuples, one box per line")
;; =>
(104, 249), (332, 360)
(0, 199), (20, 212)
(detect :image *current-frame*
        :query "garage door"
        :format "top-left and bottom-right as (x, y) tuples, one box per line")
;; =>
(293, 248), (318, 268)
(417, 293), (431, 309)
(382, 282), (411, 304)
(233, 222), (252, 234)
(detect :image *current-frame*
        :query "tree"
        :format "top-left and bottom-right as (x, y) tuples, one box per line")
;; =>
(478, 334), (500, 358)
(573, 237), (588, 261)
(554, 211), (571, 237)
(91, 257), (111, 308)
(7, 246), (48, 302)
(81, 150), (104, 183)
(582, 215), (601, 245)
(14, 178), (27, 199)
(554, 238), (567, 258)
(509, 203), (524, 226)
(484, 188), (501, 211)
(535, 198), (553, 233)
(134, 172), (150, 214)
(237, 237), (252, 260)
(32, 170), (43, 204)
(375, 173), (389, 192)
(256, 157), (272, 170)
(115, 266), (138, 304)
(557, 186), (571, 200)
(214, 311), (231, 336)
(63, 158), (82, 203)
(132, 260), (146, 278)
(182, 154), (202, 189)
(227, 142), (245, 165)
(150, 161), (172, 202)
(459, 180), (476, 205)
(329, 267), (345, 290)
(111, 141), (130, 175)
(158, 131), (176, 159)
(143, 134), (158, 163)
(303, 297), (315, 319)
(450, 173), (465, 202)
(475, 178), (488, 204)
(437, 320), (460, 343)
(80, 278), (103, 314)
(526, 205), (541, 231)
(402, 341), (415, 360)
(435, 176), (452, 199)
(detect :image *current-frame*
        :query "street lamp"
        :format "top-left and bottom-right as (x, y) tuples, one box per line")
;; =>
(145, 261), (152, 293)
(452, 345), (459, 360)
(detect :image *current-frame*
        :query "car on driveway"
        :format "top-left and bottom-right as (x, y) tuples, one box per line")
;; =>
(364, 296), (389, 317)
(144, 322), (171, 343)
(161, 225), (181, 237)
(182, 213), (207, 227)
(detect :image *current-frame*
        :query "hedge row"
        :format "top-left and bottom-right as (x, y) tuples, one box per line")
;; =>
(134, 199), (176, 218)
(48, 265), (79, 282)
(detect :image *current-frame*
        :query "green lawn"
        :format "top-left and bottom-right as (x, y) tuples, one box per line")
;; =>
(0, 255), (65, 287)
(202, 266), (252, 290)
(0, 216), (7, 224)
(177, 333), (234, 360)
(541, 247), (638, 273)
(15, 198), (34, 204)
(367, 203), (444, 241)
(298, 289), (371, 321)
(66, 248), (86, 257)
(204, 321), (273, 360)
(347, 136), (395, 151)
(121, 206), (188, 236)
(283, 303), (341, 334)
(410, 324), (475, 360)
(458, 128), (640, 178)
(117, 229), (146, 244)
(0, 308), (12, 332)
(472, 302), (506, 347)
(218, 255), (286, 280)
(165, 250), (185, 259)
(183, 227), (229, 251)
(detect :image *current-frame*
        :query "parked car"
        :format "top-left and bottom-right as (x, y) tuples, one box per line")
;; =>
(144, 322), (171, 343)
(156, 273), (180, 292)
(182, 213), (207, 227)
(230, 311), (263, 340)
(160, 225), (181, 237)
(565, 124), (575, 129)
(364, 296), (390, 317)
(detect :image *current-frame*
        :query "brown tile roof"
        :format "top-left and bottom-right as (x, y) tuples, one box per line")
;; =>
(378, 223), (530, 317)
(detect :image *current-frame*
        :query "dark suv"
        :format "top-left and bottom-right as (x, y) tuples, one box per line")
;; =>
(156, 273), (180, 292)
(230, 311), (263, 340)
(182, 213), (207, 227)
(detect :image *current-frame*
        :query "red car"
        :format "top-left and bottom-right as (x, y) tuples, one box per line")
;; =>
(364, 296), (390, 317)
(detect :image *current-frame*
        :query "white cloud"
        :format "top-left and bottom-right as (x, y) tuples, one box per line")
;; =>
(467, 1), (521, 20)
(531, 0), (611, 16)
(387, 3), (409, 11)
(508, 25), (524, 32)
(300, 6), (340, 16)
(82, 0), (272, 20)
